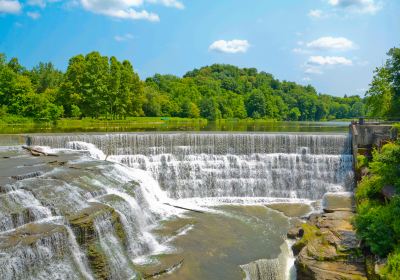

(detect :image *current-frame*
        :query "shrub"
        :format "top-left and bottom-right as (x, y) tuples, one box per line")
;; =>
(355, 201), (395, 257)
(383, 247), (400, 280)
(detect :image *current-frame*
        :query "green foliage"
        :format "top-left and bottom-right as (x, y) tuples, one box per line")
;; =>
(71, 104), (82, 118)
(354, 141), (400, 276)
(384, 247), (400, 279)
(355, 200), (396, 256)
(356, 154), (368, 170)
(366, 47), (400, 119)
(0, 51), (374, 122)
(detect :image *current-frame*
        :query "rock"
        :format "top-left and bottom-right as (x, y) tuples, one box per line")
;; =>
(11, 171), (43, 181)
(240, 258), (283, 280)
(266, 203), (313, 217)
(381, 185), (396, 200)
(68, 202), (128, 280)
(322, 192), (355, 213)
(287, 222), (304, 239)
(292, 210), (367, 280)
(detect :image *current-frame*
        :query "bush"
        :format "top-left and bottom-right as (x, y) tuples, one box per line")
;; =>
(356, 154), (369, 170)
(384, 247), (400, 279)
(355, 175), (384, 202)
(355, 201), (395, 256)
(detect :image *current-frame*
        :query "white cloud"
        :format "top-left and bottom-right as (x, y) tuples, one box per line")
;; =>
(302, 77), (312, 82)
(80, 0), (159, 21)
(28, 0), (45, 8)
(146, 0), (184, 9)
(0, 0), (21, 14)
(307, 56), (353, 66)
(114, 33), (134, 41)
(304, 67), (323, 75)
(27, 0), (61, 8)
(304, 55), (352, 74)
(328, 0), (381, 14)
(308, 9), (323, 18)
(209, 39), (250, 54)
(292, 48), (311, 55)
(27, 11), (41, 19)
(306, 36), (355, 51)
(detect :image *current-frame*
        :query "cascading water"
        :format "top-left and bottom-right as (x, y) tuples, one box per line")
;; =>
(0, 132), (354, 279)
(29, 133), (354, 201)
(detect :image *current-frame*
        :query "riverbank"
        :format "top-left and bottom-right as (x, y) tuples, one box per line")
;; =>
(0, 118), (350, 134)
(288, 193), (367, 279)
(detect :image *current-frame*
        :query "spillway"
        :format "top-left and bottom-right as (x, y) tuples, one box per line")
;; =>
(0, 132), (353, 279)
(29, 133), (354, 200)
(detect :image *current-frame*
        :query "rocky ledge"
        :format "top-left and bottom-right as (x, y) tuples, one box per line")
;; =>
(288, 194), (367, 280)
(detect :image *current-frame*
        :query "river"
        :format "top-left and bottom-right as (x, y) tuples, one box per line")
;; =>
(0, 124), (353, 280)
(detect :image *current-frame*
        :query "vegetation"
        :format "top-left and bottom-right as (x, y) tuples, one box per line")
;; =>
(354, 141), (400, 278)
(0, 52), (367, 123)
(365, 47), (400, 119)
(351, 46), (400, 278)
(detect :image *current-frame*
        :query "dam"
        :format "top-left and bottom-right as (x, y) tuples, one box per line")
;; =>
(0, 132), (355, 279)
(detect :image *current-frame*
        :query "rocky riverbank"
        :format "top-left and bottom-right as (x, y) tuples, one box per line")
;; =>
(288, 194), (367, 280)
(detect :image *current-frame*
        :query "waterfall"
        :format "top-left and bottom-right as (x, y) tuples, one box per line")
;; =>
(0, 132), (354, 279)
(29, 133), (354, 201)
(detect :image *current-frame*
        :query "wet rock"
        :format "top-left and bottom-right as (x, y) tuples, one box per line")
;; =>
(267, 203), (313, 218)
(0, 222), (84, 279)
(323, 193), (355, 213)
(292, 210), (367, 280)
(240, 258), (284, 280)
(11, 171), (43, 181)
(68, 202), (128, 280)
(287, 220), (305, 239)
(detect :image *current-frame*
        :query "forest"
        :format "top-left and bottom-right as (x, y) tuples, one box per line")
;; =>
(0, 51), (370, 123)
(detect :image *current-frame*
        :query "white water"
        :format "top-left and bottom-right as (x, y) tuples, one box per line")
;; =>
(0, 133), (355, 279)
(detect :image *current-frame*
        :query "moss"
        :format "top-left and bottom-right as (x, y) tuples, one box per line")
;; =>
(87, 242), (110, 280)
(292, 223), (320, 255)
(68, 202), (130, 280)
(111, 211), (127, 243)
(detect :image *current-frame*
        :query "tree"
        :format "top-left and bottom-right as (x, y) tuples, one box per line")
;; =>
(30, 62), (63, 93)
(366, 47), (400, 119)
(288, 107), (301, 121)
(58, 54), (86, 116)
(246, 89), (266, 118)
(81, 52), (109, 118)
(200, 98), (221, 120)
(366, 67), (393, 118)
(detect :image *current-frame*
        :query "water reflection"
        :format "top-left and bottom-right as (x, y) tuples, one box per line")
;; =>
(0, 120), (350, 134)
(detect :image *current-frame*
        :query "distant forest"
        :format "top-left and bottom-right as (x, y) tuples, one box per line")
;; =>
(0, 48), (398, 122)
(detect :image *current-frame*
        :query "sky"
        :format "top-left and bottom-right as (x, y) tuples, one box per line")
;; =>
(0, 0), (399, 97)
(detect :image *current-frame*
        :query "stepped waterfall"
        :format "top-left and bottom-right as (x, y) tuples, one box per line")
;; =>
(0, 133), (354, 279)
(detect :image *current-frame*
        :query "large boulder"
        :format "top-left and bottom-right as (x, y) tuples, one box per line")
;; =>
(292, 210), (367, 280)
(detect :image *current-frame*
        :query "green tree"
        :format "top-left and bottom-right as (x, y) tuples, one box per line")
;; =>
(246, 89), (266, 118)
(288, 107), (301, 121)
(366, 67), (393, 118)
(200, 98), (221, 120)
(30, 62), (63, 93)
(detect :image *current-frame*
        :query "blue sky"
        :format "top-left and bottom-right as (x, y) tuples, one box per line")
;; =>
(0, 0), (399, 96)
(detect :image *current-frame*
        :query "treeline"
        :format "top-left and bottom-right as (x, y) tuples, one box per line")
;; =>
(0, 51), (367, 122)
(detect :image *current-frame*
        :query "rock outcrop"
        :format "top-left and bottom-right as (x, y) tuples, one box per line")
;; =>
(289, 194), (367, 280)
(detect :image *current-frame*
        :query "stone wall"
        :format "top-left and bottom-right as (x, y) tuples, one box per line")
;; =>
(350, 123), (398, 167)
